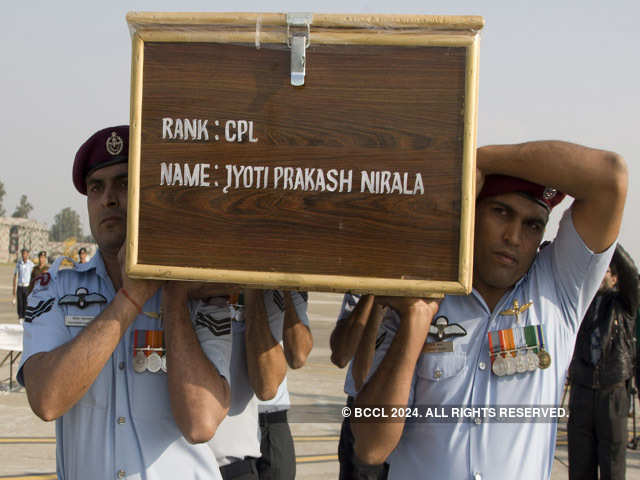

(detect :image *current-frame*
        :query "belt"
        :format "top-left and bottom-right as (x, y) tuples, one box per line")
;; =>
(220, 458), (257, 479)
(259, 409), (288, 426)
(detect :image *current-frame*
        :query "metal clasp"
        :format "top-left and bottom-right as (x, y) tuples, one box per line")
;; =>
(287, 13), (313, 86)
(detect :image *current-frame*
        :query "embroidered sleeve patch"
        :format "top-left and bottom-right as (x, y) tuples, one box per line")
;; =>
(272, 291), (285, 312)
(196, 312), (232, 337)
(25, 298), (55, 323)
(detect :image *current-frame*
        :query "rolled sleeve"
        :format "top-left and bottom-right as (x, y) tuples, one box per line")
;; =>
(18, 278), (71, 386)
(191, 300), (233, 382)
(289, 291), (310, 327)
(549, 209), (616, 332)
(337, 293), (361, 322)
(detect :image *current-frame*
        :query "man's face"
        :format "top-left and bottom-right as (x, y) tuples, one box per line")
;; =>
(21, 250), (28, 262)
(86, 163), (128, 253)
(473, 193), (548, 298)
(599, 267), (618, 292)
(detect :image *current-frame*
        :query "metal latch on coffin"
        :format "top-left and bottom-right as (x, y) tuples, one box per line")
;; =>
(287, 13), (313, 86)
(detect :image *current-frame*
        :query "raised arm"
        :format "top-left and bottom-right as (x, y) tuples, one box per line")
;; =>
(163, 283), (230, 444)
(22, 271), (159, 421)
(282, 291), (313, 369)
(330, 294), (375, 368)
(477, 141), (627, 253)
(351, 303), (386, 392)
(244, 289), (287, 400)
(352, 297), (439, 465)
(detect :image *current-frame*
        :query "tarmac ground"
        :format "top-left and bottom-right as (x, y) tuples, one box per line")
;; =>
(2, 263), (640, 479)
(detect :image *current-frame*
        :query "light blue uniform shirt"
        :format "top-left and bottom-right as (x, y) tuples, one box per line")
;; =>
(18, 252), (231, 480)
(15, 258), (34, 286)
(257, 290), (310, 414)
(369, 210), (615, 480)
(209, 314), (261, 466)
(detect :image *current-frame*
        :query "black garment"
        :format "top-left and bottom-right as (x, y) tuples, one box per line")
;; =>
(570, 245), (639, 388)
(220, 458), (259, 480)
(568, 382), (629, 480)
(16, 285), (28, 319)
(257, 410), (295, 480)
(568, 244), (639, 480)
(339, 396), (389, 480)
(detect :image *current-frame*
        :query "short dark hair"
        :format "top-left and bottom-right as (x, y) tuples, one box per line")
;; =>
(21, 248), (29, 254)
(78, 247), (87, 254)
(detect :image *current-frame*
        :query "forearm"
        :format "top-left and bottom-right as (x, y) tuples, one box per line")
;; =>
(352, 305), (385, 392)
(12, 275), (17, 295)
(244, 290), (287, 400)
(330, 295), (375, 367)
(23, 291), (138, 421)
(352, 309), (431, 465)
(283, 323), (312, 369)
(478, 141), (625, 200)
(283, 292), (312, 369)
(478, 141), (627, 252)
(164, 290), (230, 444)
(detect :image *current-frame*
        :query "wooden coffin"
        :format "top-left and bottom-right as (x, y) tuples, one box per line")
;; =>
(126, 12), (483, 296)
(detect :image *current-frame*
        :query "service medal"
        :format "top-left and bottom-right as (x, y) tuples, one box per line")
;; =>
(537, 349), (552, 369)
(515, 352), (528, 373)
(492, 356), (507, 376)
(133, 351), (147, 373)
(505, 355), (517, 376)
(161, 354), (167, 373)
(147, 352), (162, 373)
(526, 350), (539, 371)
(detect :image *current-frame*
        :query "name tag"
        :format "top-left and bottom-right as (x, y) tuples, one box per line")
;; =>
(423, 341), (454, 354)
(65, 315), (94, 327)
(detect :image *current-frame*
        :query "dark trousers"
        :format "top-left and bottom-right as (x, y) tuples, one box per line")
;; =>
(568, 382), (629, 480)
(339, 397), (389, 480)
(257, 410), (295, 480)
(220, 458), (259, 480)
(16, 286), (28, 319)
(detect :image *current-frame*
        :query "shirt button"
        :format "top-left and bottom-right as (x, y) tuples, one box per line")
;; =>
(117, 470), (126, 479)
(474, 417), (482, 425)
(119, 361), (125, 370)
(117, 417), (126, 425)
(434, 369), (443, 379)
(474, 473), (482, 480)
(478, 362), (487, 371)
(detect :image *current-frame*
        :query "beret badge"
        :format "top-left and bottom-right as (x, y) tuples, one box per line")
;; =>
(542, 187), (557, 200)
(106, 132), (124, 156)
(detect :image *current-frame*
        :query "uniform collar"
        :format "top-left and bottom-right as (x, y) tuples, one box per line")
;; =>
(77, 250), (117, 294)
(470, 268), (532, 315)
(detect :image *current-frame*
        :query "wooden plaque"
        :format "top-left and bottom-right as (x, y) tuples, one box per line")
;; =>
(126, 12), (483, 296)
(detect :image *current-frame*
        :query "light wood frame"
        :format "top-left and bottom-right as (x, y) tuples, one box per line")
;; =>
(126, 12), (483, 296)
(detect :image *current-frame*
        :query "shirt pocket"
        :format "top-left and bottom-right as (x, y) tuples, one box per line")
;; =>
(414, 351), (467, 405)
(128, 328), (173, 420)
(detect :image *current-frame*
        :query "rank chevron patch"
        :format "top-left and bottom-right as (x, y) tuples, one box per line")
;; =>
(272, 291), (285, 312)
(196, 312), (231, 337)
(25, 298), (55, 323)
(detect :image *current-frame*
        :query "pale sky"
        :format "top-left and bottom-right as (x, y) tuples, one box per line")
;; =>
(2, 1), (638, 260)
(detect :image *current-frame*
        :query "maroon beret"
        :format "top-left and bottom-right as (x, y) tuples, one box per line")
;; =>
(73, 125), (129, 195)
(478, 174), (566, 211)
